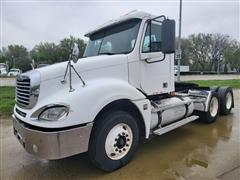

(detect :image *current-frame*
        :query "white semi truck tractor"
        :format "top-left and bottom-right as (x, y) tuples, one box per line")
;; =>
(13, 11), (234, 171)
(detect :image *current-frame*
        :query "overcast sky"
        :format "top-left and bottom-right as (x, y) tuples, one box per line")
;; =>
(1, 0), (239, 49)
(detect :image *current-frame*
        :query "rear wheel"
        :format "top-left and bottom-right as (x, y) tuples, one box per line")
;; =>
(88, 111), (139, 172)
(198, 92), (219, 123)
(218, 87), (234, 115)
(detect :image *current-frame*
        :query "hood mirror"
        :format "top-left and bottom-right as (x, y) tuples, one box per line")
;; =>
(71, 43), (79, 63)
(61, 42), (86, 91)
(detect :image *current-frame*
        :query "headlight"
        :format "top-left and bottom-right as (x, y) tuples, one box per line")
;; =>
(39, 106), (69, 121)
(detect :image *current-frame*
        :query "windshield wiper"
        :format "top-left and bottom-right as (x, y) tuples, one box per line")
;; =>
(98, 52), (116, 55)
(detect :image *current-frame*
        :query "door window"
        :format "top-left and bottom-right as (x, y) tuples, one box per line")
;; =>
(142, 20), (162, 53)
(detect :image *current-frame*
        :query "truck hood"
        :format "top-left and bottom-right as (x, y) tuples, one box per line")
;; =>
(35, 54), (128, 82)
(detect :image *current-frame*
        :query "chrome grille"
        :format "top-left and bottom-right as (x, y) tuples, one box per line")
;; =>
(16, 76), (31, 106)
(15, 71), (41, 109)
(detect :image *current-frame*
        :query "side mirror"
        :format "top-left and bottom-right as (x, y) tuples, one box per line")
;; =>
(161, 19), (175, 54)
(71, 43), (79, 63)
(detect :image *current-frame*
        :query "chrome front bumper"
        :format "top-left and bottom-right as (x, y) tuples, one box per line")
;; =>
(13, 115), (93, 160)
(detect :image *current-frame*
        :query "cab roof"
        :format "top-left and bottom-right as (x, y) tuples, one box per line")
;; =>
(84, 10), (155, 37)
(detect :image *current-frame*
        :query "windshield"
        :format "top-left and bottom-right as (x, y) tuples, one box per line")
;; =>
(83, 19), (141, 57)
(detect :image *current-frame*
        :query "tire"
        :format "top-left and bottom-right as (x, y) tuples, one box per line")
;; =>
(218, 87), (234, 115)
(197, 92), (219, 123)
(88, 110), (139, 172)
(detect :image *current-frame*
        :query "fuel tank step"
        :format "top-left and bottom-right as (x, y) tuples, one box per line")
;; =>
(153, 115), (199, 136)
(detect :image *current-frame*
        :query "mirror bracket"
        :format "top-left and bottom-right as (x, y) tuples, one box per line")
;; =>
(151, 15), (166, 22)
(145, 53), (166, 64)
(143, 16), (167, 64)
(61, 43), (86, 91)
(147, 15), (166, 54)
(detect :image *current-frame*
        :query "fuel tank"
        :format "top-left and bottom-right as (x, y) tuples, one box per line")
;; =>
(150, 97), (194, 129)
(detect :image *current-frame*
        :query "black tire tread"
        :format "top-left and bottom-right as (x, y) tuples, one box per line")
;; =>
(88, 110), (139, 172)
(218, 87), (234, 115)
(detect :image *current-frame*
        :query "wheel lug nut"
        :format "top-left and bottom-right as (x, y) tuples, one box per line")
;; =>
(122, 132), (125, 135)
(115, 149), (118, 151)
(123, 148), (126, 151)
(127, 139), (130, 141)
(119, 150), (122, 153)
(126, 144), (129, 147)
(126, 134), (128, 137)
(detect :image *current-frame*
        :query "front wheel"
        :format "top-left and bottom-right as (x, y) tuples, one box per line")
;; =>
(88, 111), (139, 172)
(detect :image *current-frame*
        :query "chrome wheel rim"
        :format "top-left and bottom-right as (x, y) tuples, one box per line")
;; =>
(105, 123), (133, 160)
(209, 97), (218, 117)
(226, 92), (232, 110)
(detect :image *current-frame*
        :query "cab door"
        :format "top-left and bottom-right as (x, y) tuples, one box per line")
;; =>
(140, 17), (174, 95)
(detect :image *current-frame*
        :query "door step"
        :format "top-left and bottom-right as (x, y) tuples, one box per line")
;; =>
(153, 115), (199, 136)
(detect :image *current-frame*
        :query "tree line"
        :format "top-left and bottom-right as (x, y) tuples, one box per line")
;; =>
(0, 33), (239, 73)
(180, 33), (240, 73)
(0, 36), (86, 72)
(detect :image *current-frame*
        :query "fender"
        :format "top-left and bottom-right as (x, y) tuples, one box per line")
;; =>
(131, 98), (151, 138)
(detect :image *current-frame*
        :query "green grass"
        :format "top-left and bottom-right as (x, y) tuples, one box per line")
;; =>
(187, 79), (240, 89)
(0, 87), (15, 117)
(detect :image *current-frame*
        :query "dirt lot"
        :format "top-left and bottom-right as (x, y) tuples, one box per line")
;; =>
(0, 90), (239, 179)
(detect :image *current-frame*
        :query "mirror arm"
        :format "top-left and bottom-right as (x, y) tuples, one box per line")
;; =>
(145, 53), (166, 64)
(151, 15), (166, 21)
(150, 20), (152, 53)
(143, 16), (169, 64)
